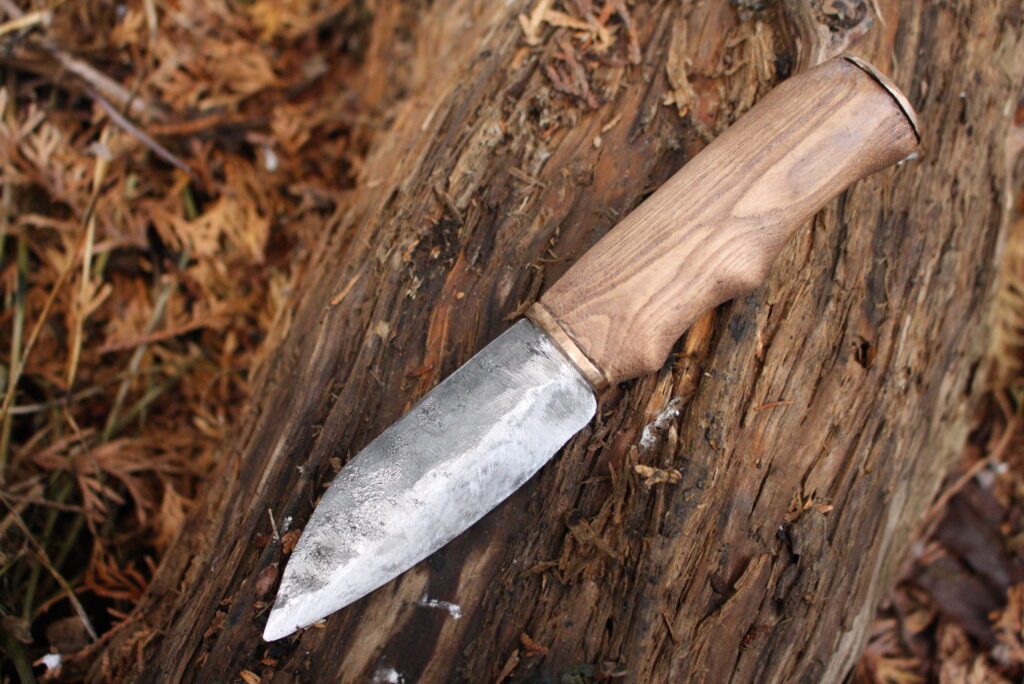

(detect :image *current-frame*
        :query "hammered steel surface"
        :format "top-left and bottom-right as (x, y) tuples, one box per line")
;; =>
(264, 320), (596, 640)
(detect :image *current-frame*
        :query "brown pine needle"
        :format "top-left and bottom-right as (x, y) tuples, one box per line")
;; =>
(67, 126), (111, 389)
(753, 400), (794, 411)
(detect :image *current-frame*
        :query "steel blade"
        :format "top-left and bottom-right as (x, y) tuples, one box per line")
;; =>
(263, 320), (595, 640)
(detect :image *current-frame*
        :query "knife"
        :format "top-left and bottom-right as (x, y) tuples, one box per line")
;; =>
(263, 55), (920, 641)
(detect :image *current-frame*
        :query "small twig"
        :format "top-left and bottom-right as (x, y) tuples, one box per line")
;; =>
(88, 87), (193, 177)
(0, 484), (28, 540)
(601, 113), (623, 133)
(753, 400), (794, 411)
(267, 507), (280, 543)
(8, 385), (103, 416)
(329, 275), (359, 307)
(508, 167), (547, 188)
(97, 313), (226, 354)
(0, 86), (13, 475)
(518, 0), (553, 46)
(147, 111), (258, 137)
(432, 183), (463, 225)
(0, 490), (98, 641)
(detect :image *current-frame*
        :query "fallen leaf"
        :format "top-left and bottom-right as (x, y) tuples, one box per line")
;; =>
(281, 529), (302, 554)
(239, 670), (261, 684)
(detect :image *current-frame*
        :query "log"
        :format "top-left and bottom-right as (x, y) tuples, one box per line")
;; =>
(90, 0), (1024, 681)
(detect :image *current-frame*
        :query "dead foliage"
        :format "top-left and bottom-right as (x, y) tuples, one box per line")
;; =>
(0, 0), (373, 678)
(854, 94), (1024, 684)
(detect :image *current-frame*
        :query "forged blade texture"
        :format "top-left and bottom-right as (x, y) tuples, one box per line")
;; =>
(264, 320), (596, 640)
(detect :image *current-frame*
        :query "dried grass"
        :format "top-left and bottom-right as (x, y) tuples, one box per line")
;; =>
(0, 0), (369, 678)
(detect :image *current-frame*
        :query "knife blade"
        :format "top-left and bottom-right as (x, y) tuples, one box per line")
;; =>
(264, 55), (920, 641)
(263, 320), (594, 640)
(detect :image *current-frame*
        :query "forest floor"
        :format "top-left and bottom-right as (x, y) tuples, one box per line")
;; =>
(852, 100), (1024, 683)
(0, 1), (1021, 682)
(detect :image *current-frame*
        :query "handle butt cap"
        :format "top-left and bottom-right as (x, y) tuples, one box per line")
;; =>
(844, 55), (921, 143)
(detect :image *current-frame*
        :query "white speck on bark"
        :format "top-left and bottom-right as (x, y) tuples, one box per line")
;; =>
(41, 654), (62, 671)
(416, 595), (463, 619)
(640, 397), (684, 450)
(373, 667), (404, 683)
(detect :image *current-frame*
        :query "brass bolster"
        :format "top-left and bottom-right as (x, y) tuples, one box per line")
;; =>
(526, 303), (609, 391)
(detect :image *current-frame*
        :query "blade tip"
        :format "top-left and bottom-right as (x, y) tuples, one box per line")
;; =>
(262, 609), (298, 642)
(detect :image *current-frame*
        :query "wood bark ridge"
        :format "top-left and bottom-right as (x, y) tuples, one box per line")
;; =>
(534, 56), (918, 386)
(91, 1), (1023, 682)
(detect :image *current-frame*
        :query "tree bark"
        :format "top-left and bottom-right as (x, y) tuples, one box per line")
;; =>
(91, 0), (1024, 682)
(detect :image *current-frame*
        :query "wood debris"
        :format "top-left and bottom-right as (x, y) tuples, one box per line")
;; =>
(519, 0), (641, 111)
(495, 648), (521, 683)
(281, 529), (302, 555)
(545, 37), (600, 110)
(633, 464), (681, 487)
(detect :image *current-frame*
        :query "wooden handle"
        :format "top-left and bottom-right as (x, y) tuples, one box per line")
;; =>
(529, 56), (920, 388)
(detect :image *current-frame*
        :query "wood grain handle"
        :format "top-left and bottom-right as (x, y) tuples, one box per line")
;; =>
(528, 56), (920, 388)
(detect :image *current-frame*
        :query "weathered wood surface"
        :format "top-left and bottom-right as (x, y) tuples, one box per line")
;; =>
(91, 0), (1024, 682)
